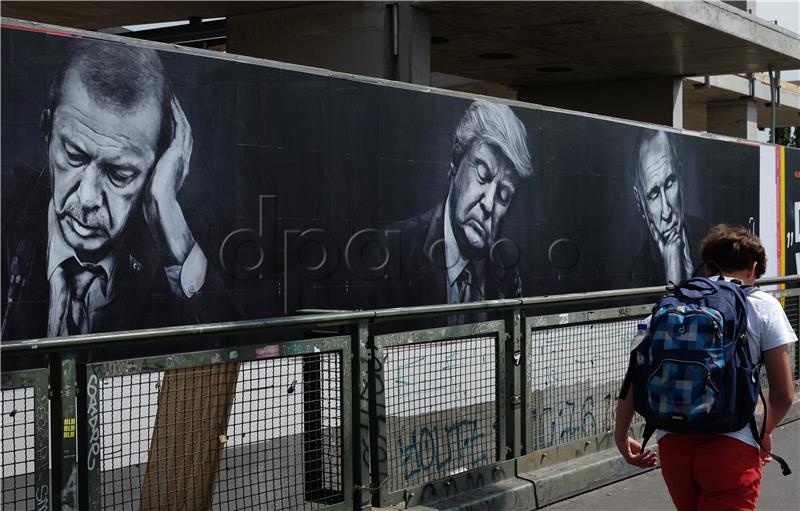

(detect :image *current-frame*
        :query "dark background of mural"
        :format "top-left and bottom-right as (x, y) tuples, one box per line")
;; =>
(1, 28), (760, 339)
(786, 147), (800, 276)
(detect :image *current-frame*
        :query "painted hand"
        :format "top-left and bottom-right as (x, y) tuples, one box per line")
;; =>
(143, 96), (196, 264)
(660, 228), (686, 283)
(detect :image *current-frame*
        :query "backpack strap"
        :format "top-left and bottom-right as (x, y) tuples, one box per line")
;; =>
(749, 417), (792, 476)
(640, 423), (656, 452)
(748, 388), (792, 476)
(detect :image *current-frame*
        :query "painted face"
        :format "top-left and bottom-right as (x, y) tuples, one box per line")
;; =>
(637, 137), (683, 244)
(449, 140), (518, 258)
(49, 69), (161, 258)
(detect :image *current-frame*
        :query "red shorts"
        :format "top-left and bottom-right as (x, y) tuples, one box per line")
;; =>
(658, 434), (762, 511)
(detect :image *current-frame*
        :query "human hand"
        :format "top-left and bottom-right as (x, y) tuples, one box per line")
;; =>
(143, 96), (195, 264)
(760, 433), (773, 464)
(615, 435), (658, 468)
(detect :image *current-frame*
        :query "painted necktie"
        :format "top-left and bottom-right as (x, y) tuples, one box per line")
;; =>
(62, 258), (106, 335)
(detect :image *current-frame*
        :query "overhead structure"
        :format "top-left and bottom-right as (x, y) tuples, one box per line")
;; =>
(3, 0), (799, 139)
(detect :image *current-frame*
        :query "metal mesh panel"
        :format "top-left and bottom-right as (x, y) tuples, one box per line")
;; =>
(529, 318), (641, 450)
(213, 354), (343, 510)
(783, 294), (800, 380)
(97, 370), (163, 509)
(95, 354), (343, 510)
(1, 386), (36, 510)
(761, 290), (800, 386)
(383, 336), (497, 492)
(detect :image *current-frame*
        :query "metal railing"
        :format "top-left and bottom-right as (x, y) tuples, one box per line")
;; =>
(1, 276), (798, 510)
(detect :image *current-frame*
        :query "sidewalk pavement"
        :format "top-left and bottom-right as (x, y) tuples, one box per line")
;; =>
(543, 419), (800, 511)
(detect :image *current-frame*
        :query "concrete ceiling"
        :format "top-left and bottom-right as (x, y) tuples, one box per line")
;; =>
(421, 1), (800, 87)
(3, 1), (799, 89)
(0, 2), (293, 29)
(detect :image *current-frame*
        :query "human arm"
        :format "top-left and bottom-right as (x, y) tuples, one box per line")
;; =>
(760, 344), (796, 458)
(143, 96), (207, 297)
(614, 377), (658, 468)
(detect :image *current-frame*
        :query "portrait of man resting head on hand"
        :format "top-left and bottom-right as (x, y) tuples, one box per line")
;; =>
(2, 39), (210, 340)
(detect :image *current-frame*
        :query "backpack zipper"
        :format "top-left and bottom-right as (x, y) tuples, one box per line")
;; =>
(648, 358), (719, 394)
(653, 309), (722, 344)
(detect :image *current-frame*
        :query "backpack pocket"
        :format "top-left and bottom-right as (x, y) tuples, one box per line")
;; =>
(647, 359), (718, 424)
(650, 307), (723, 353)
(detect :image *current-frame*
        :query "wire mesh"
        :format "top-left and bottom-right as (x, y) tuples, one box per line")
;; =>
(529, 317), (644, 451)
(761, 289), (800, 386)
(782, 294), (799, 380)
(382, 335), (497, 492)
(95, 353), (343, 510)
(213, 354), (343, 510)
(1, 386), (36, 510)
(526, 288), (800, 453)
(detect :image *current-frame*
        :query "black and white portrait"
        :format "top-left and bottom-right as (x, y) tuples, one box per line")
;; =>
(384, 100), (533, 322)
(1, 27), (762, 339)
(1, 39), (214, 340)
(630, 130), (705, 286)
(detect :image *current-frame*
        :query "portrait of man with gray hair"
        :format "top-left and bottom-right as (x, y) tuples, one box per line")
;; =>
(629, 129), (705, 287)
(2, 39), (213, 340)
(385, 100), (533, 322)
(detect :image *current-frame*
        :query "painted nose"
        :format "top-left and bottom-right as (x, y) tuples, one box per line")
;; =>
(480, 181), (498, 216)
(76, 163), (103, 210)
(659, 188), (672, 222)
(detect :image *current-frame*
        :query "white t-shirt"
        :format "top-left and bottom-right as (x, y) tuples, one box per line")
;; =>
(653, 284), (798, 449)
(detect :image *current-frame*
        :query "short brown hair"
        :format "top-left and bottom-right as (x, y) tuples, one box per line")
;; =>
(700, 224), (766, 278)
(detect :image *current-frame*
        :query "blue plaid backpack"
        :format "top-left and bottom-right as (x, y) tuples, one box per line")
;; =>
(619, 274), (791, 475)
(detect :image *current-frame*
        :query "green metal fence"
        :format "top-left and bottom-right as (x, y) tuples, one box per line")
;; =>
(1, 368), (50, 511)
(1, 276), (798, 510)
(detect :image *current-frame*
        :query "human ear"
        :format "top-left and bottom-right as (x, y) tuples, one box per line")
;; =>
(632, 186), (645, 219)
(39, 109), (52, 144)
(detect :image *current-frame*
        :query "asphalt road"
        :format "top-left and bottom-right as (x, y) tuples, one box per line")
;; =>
(544, 419), (800, 511)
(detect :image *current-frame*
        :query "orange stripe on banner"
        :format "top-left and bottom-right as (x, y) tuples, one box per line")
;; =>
(780, 146), (786, 277)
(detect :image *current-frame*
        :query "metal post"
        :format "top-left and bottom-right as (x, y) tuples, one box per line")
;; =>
(504, 308), (524, 458)
(53, 354), (79, 510)
(369, 339), (390, 506)
(769, 69), (777, 144)
(352, 320), (372, 509)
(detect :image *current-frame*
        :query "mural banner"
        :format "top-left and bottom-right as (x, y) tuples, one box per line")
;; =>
(1, 24), (760, 340)
(784, 147), (800, 276)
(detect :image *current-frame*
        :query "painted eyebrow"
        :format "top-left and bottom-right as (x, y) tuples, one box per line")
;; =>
(62, 135), (88, 155)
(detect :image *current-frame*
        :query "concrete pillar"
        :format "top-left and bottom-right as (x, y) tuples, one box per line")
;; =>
(518, 77), (684, 129)
(706, 99), (758, 140)
(226, 2), (431, 85)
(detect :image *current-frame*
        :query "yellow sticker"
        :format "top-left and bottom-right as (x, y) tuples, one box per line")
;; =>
(63, 418), (76, 438)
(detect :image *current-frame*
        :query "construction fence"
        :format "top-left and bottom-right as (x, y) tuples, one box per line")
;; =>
(2, 276), (799, 510)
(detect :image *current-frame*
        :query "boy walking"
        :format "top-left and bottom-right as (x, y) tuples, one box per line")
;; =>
(615, 224), (797, 510)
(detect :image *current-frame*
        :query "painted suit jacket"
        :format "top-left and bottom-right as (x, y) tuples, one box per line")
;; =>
(371, 202), (522, 315)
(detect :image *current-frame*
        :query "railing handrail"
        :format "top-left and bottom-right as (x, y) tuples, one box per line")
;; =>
(2, 275), (797, 353)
